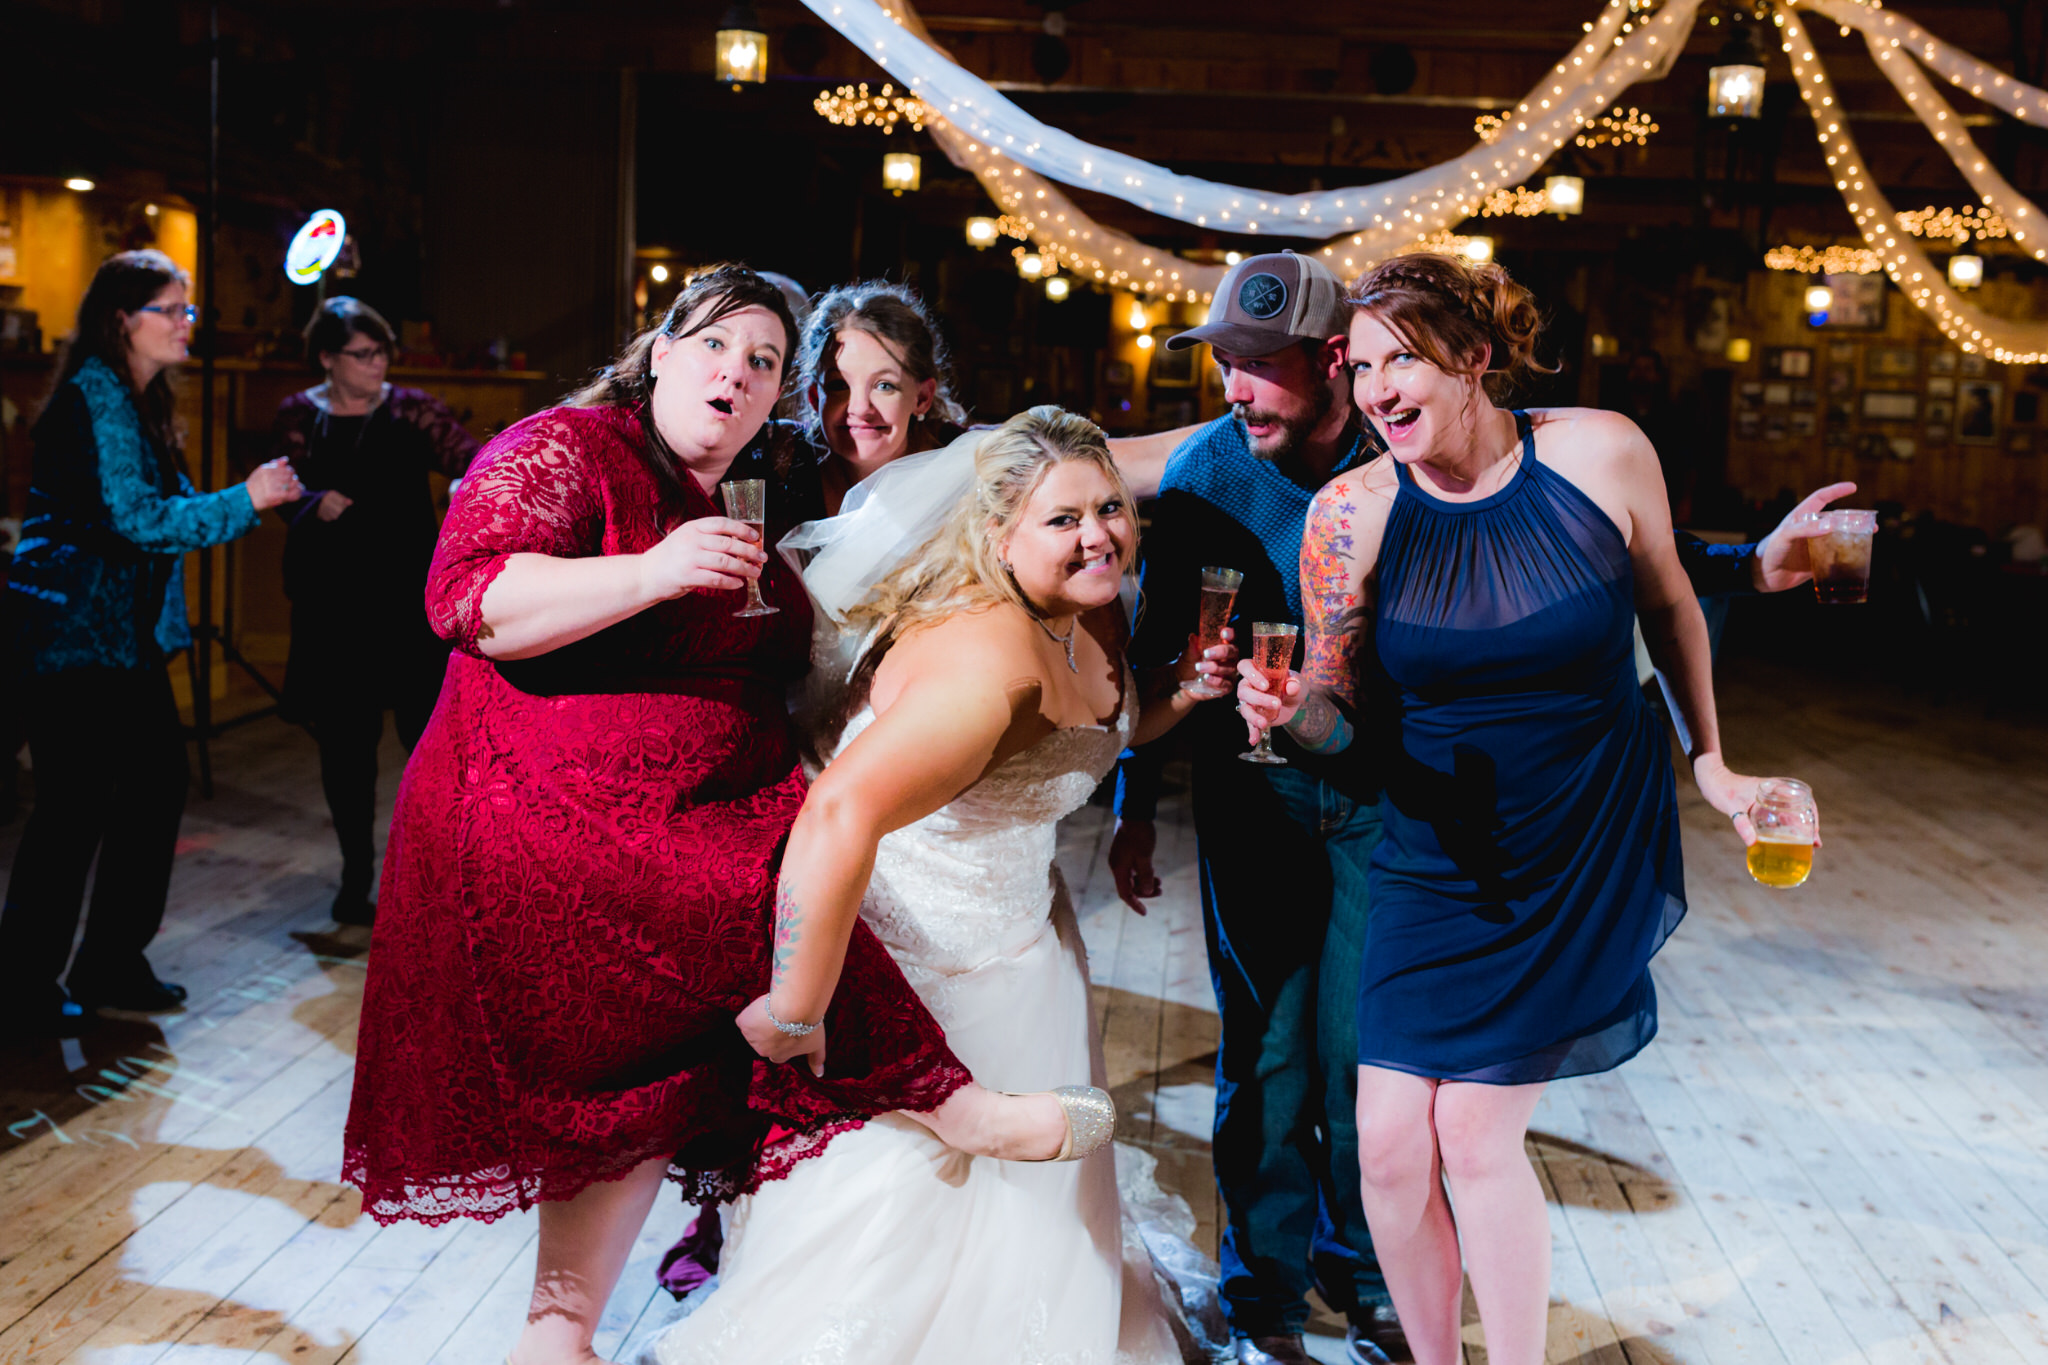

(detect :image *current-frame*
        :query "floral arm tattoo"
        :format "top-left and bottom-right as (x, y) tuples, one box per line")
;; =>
(770, 881), (804, 996)
(1287, 485), (1370, 755)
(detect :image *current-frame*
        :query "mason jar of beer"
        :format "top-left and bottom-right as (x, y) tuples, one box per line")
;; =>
(1746, 778), (1818, 889)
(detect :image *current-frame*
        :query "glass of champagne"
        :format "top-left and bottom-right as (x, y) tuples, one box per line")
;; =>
(1745, 777), (1818, 888)
(1240, 622), (1298, 767)
(718, 478), (779, 619)
(1184, 566), (1245, 699)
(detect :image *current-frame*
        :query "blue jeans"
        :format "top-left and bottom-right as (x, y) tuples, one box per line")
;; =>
(1192, 760), (1387, 1338)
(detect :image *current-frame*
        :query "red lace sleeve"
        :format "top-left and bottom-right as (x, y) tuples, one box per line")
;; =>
(427, 408), (603, 656)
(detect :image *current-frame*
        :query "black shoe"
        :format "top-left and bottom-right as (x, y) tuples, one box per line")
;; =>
(1, 998), (98, 1039)
(332, 885), (376, 927)
(69, 977), (188, 1012)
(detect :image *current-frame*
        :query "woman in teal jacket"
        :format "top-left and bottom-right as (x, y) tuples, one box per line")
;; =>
(0, 249), (302, 1038)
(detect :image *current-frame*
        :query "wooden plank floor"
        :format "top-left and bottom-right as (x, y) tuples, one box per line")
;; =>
(2, 663), (2045, 1365)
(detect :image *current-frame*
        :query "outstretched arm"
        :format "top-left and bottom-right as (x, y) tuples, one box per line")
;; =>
(743, 628), (1029, 1071)
(1107, 425), (1201, 501)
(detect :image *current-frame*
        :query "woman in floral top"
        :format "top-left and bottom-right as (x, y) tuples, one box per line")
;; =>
(0, 249), (302, 1038)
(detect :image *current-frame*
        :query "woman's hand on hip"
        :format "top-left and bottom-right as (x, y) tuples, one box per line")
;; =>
(639, 516), (767, 601)
(737, 994), (827, 1076)
(245, 458), (307, 511)
(1237, 659), (1302, 743)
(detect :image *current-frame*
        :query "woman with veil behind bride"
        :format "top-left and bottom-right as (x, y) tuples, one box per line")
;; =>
(654, 407), (1235, 1363)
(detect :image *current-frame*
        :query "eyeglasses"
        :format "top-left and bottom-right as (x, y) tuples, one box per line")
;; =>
(139, 303), (199, 325)
(337, 346), (389, 363)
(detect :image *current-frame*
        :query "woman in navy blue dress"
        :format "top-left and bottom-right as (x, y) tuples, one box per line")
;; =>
(1239, 253), (1809, 1365)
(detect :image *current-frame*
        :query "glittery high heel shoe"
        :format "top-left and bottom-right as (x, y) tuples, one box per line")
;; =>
(1049, 1084), (1115, 1162)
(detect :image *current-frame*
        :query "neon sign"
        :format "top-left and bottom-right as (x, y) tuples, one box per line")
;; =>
(285, 210), (347, 286)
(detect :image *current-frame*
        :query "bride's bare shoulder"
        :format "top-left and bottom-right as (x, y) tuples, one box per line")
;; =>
(871, 602), (1045, 712)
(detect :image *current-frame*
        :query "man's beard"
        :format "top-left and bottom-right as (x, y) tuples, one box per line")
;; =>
(1232, 381), (1335, 466)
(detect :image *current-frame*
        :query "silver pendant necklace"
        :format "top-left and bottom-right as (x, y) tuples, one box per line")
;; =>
(1034, 614), (1079, 672)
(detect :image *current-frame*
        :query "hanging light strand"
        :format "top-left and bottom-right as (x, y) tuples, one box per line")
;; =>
(1895, 206), (2009, 242)
(1772, 0), (2048, 363)
(813, 82), (932, 134)
(1765, 244), (1885, 273)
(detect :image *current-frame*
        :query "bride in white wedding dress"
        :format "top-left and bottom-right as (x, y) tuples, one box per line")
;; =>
(650, 408), (1235, 1365)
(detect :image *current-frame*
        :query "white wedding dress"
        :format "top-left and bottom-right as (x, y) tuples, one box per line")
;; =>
(648, 677), (1191, 1365)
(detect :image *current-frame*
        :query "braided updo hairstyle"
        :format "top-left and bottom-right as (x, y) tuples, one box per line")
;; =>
(1347, 253), (1556, 400)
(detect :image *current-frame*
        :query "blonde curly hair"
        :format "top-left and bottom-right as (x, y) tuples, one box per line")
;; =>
(821, 405), (1136, 744)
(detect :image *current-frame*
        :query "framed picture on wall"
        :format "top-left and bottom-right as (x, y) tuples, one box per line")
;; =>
(1763, 382), (1793, 407)
(1961, 353), (1989, 376)
(2007, 430), (2036, 456)
(1738, 381), (1765, 410)
(2011, 390), (2041, 427)
(1766, 346), (1814, 378)
(1815, 273), (1886, 329)
(1827, 340), (1859, 363)
(1925, 398), (1954, 429)
(1860, 390), (1918, 421)
(1148, 329), (1196, 386)
(1865, 345), (1919, 381)
(1928, 349), (1959, 375)
(1827, 366), (1854, 394)
(1790, 411), (1817, 437)
(1736, 410), (1762, 439)
(1927, 375), (1955, 398)
(1956, 380), (2002, 443)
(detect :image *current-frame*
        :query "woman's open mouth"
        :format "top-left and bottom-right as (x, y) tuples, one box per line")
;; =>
(708, 398), (735, 416)
(1069, 550), (1119, 577)
(1378, 406), (1421, 441)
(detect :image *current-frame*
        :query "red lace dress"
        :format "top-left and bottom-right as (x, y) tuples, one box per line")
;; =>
(341, 403), (971, 1226)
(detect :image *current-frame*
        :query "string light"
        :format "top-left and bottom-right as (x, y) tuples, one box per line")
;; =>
(1765, 243), (1884, 273)
(1774, 0), (2047, 363)
(1573, 107), (1659, 147)
(1896, 206), (2009, 242)
(813, 82), (931, 134)
(1479, 186), (1554, 217)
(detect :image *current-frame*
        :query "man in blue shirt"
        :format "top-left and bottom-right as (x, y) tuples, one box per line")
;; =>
(1108, 252), (1856, 1365)
(1115, 253), (1392, 1365)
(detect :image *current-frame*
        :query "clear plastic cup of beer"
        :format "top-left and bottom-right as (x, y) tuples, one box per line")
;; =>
(1806, 509), (1878, 605)
(1746, 778), (1818, 888)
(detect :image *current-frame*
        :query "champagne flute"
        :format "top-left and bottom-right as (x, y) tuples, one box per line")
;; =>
(718, 478), (779, 618)
(1184, 566), (1244, 699)
(1240, 622), (1297, 767)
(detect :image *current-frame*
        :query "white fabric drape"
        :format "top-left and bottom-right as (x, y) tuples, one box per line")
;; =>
(807, 0), (1689, 236)
(804, 0), (2046, 353)
(1774, 0), (2048, 362)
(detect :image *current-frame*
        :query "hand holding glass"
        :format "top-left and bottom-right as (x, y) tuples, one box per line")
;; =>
(718, 479), (779, 618)
(1746, 777), (1818, 888)
(1184, 567), (1245, 698)
(1803, 509), (1877, 605)
(1239, 623), (1299, 766)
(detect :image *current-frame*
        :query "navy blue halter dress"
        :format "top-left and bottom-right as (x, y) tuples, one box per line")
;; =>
(1361, 413), (1686, 1085)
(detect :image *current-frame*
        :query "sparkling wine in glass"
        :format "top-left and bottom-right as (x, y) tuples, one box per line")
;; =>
(1185, 566), (1245, 699)
(1240, 621), (1298, 767)
(718, 478), (779, 618)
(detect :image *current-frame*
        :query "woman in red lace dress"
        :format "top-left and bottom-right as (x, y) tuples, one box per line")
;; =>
(343, 269), (1081, 1365)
